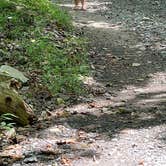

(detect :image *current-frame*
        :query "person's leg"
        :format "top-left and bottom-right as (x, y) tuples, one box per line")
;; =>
(80, 0), (86, 10)
(73, 0), (80, 9)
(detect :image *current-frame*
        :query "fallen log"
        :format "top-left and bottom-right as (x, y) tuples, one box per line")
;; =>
(0, 75), (34, 126)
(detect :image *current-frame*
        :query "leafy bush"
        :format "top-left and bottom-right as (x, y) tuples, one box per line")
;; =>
(0, 0), (89, 95)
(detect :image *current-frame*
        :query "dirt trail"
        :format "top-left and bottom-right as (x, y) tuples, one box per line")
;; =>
(59, 0), (166, 165)
(1, 1), (165, 166)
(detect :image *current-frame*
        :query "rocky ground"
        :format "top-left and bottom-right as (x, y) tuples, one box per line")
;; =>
(0, 0), (166, 165)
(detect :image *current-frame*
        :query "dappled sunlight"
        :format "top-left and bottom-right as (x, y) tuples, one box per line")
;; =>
(74, 21), (122, 30)
(58, 3), (73, 8)
(83, 1), (109, 13)
(39, 124), (77, 139)
(58, 1), (110, 13)
(80, 76), (100, 86)
(113, 72), (166, 108)
(66, 98), (116, 116)
(137, 98), (166, 108)
(132, 72), (166, 108)
(58, 0), (165, 164)
(63, 71), (166, 139)
(137, 113), (156, 121)
(64, 72), (166, 119)
(152, 93), (166, 99)
(58, 0), (122, 30)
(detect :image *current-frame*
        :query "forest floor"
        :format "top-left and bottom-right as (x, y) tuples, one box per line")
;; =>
(1, 0), (166, 165)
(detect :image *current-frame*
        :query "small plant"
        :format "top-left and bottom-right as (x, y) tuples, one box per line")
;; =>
(0, 113), (17, 130)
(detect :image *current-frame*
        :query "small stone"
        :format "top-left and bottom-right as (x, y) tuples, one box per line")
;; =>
(142, 17), (151, 21)
(108, 152), (112, 155)
(24, 156), (38, 163)
(132, 63), (141, 67)
(17, 127), (26, 132)
(137, 78), (144, 81)
(51, 163), (58, 166)
(132, 144), (137, 148)
(101, 107), (108, 112)
(49, 128), (61, 135)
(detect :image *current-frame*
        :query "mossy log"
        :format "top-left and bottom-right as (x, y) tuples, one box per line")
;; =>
(0, 80), (34, 126)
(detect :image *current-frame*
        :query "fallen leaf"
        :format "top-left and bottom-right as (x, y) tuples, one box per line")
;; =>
(57, 139), (76, 145)
(16, 135), (26, 143)
(61, 156), (72, 166)
(88, 102), (100, 108)
(53, 110), (71, 118)
(138, 160), (144, 165)
(77, 130), (87, 141)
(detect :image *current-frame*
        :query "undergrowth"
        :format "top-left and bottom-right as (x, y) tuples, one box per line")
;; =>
(0, 0), (89, 95)
(0, 113), (16, 130)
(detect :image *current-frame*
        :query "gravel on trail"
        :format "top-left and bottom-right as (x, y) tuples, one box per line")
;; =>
(59, 0), (166, 165)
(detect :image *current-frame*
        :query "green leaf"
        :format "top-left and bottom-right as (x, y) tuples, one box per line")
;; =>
(0, 65), (28, 83)
(2, 113), (18, 118)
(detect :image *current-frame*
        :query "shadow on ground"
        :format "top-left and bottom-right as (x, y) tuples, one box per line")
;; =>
(61, 72), (166, 139)
(54, 0), (166, 139)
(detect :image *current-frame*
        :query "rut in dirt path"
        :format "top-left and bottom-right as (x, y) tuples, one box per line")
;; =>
(59, 0), (166, 165)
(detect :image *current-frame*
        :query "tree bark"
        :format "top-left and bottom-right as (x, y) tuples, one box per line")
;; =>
(0, 80), (34, 126)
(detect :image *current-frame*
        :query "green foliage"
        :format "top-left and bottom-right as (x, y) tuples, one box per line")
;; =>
(0, 113), (17, 130)
(25, 36), (89, 94)
(0, 0), (89, 96)
(0, 0), (71, 29)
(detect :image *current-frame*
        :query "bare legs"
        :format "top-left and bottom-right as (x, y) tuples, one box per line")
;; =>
(73, 0), (86, 10)
(73, 0), (80, 9)
(80, 0), (86, 10)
